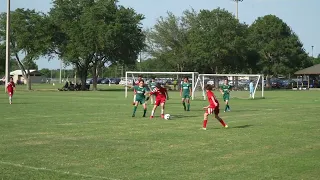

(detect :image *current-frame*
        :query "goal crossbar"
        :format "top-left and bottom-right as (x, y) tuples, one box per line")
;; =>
(193, 74), (264, 100)
(125, 71), (199, 100)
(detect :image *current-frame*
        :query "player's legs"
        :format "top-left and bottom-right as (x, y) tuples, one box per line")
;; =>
(181, 97), (186, 111)
(214, 108), (228, 128)
(186, 96), (190, 111)
(142, 102), (147, 117)
(224, 95), (230, 112)
(160, 102), (165, 118)
(150, 105), (158, 118)
(132, 100), (139, 117)
(8, 92), (13, 104)
(202, 107), (212, 130)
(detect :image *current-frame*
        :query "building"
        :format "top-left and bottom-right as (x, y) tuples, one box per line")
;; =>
(10, 70), (45, 84)
(294, 64), (320, 89)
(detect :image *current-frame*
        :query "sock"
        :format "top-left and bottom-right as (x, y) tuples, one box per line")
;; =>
(187, 103), (190, 111)
(133, 95), (136, 103)
(133, 106), (137, 115)
(227, 105), (230, 110)
(151, 110), (155, 116)
(182, 102), (186, 110)
(225, 105), (228, 112)
(143, 109), (147, 117)
(219, 119), (226, 127)
(9, 96), (12, 103)
(203, 120), (208, 128)
(161, 109), (164, 115)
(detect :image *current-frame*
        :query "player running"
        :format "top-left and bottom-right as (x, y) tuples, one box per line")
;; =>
(202, 84), (228, 130)
(180, 77), (192, 111)
(149, 83), (169, 119)
(148, 78), (157, 104)
(132, 75), (143, 105)
(219, 78), (232, 112)
(132, 80), (149, 117)
(6, 77), (16, 104)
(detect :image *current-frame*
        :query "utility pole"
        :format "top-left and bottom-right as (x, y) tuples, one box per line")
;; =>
(5, 0), (11, 92)
(233, 0), (243, 19)
(59, 59), (62, 83)
(311, 46), (314, 57)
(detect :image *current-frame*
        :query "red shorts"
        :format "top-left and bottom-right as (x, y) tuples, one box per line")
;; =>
(155, 97), (166, 106)
(8, 91), (13, 96)
(206, 106), (219, 115)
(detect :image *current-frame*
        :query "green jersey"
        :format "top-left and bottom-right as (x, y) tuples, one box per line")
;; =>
(220, 84), (232, 95)
(149, 81), (156, 90)
(181, 82), (191, 95)
(134, 86), (148, 99)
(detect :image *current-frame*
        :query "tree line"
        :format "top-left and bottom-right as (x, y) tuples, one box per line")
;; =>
(0, 0), (318, 90)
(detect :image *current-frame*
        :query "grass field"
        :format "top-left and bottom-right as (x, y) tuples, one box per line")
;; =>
(0, 85), (319, 180)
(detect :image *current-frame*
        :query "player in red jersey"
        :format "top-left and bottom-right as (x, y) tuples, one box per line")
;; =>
(6, 77), (16, 104)
(132, 75), (143, 105)
(149, 83), (169, 119)
(202, 84), (228, 130)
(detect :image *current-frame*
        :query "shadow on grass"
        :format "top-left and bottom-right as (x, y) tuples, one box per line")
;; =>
(171, 115), (198, 119)
(98, 89), (124, 92)
(231, 125), (253, 129)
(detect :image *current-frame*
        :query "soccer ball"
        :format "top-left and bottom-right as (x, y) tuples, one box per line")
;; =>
(164, 114), (171, 120)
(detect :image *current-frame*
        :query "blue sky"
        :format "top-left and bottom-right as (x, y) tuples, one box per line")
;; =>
(0, 0), (318, 70)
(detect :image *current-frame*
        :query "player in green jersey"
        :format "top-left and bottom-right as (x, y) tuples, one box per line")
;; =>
(219, 78), (232, 112)
(180, 77), (192, 111)
(132, 80), (149, 117)
(148, 77), (157, 105)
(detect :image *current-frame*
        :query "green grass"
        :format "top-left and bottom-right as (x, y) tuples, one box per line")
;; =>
(0, 85), (319, 180)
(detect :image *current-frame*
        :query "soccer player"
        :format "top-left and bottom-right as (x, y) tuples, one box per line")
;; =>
(148, 78), (157, 104)
(132, 80), (149, 117)
(202, 84), (228, 130)
(180, 77), (192, 111)
(132, 75), (143, 105)
(249, 80), (254, 98)
(149, 83), (169, 119)
(6, 77), (16, 104)
(219, 78), (232, 112)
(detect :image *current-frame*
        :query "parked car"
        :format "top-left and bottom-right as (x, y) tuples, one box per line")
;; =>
(281, 79), (295, 89)
(271, 79), (282, 89)
(101, 78), (110, 84)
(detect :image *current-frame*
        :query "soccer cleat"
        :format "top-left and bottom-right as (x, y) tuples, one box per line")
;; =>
(161, 114), (164, 119)
(150, 116), (154, 119)
(142, 115), (146, 117)
(202, 128), (207, 130)
(132, 102), (135, 105)
(224, 125), (228, 128)
(132, 114), (135, 117)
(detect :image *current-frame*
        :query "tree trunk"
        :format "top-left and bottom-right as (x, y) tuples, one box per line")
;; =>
(77, 67), (88, 91)
(266, 74), (271, 88)
(92, 63), (98, 91)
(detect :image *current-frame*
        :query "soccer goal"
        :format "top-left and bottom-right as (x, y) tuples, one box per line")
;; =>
(192, 74), (265, 100)
(125, 71), (199, 100)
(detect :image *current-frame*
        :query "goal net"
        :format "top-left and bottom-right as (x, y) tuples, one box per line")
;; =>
(192, 74), (265, 100)
(125, 71), (199, 100)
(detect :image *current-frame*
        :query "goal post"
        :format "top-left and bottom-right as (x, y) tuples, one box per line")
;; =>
(193, 74), (264, 100)
(125, 71), (199, 100)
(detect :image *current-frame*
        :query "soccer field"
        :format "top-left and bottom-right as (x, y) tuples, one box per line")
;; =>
(0, 86), (319, 180)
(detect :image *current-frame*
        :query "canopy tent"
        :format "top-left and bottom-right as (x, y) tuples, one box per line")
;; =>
(294, 64), (320, 75)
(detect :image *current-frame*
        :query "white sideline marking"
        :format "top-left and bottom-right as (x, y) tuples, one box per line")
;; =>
(0, 161), (119, 180)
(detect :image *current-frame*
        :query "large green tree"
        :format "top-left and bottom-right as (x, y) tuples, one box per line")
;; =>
(187, 8), (248, 74)
(0, 9), (48, 90)
(146, 11), (193, 72)
(49, 0), (145, 90)
(248, 15), (312, 84)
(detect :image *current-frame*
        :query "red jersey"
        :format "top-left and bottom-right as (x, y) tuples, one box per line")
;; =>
(7, 82), (15, 92)
(150, 87), (167, 99)
(207, 90), (219, 108)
